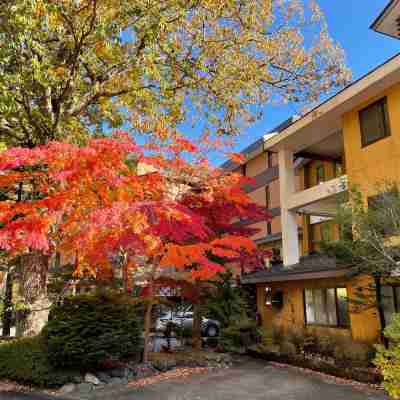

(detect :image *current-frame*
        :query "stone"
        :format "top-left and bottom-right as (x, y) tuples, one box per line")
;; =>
(72, 375), (83, 384)
(108, 377), (123, 385)
(110, 367), (128, 378)
(76, 382), (93, 394)
(133, 363), (157, 379)
(59, 383), (76, 395)
(127, 370), (136, 380)
(84, 372), (101, 385)
(152, 358), (177, 372)
(96, 371), (112, 383)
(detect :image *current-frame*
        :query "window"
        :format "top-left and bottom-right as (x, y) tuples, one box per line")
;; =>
(316, 164), (325, 185)
(241, 164), (247, 176)
(359, 97), (391, 147)
(267, 222), (272, 235)
(265, 185), (270, 209)
(267, 151), (273, 168)
(334, 161), (343, 178)
(382, 286), (400, 325)
(320, 223), (332, 242)
(304, 288), (350, 327)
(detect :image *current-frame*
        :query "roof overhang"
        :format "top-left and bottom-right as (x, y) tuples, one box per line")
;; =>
(263, 54), (400, 154)
(241, 266), (354, 284)
(371, 0), (400, 39)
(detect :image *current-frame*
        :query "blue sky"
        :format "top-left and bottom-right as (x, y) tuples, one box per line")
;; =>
(209, 0), (399, 165)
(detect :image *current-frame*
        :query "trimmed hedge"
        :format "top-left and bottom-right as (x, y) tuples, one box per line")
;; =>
(0, 336), (74, 387)
(43, 291), (142, 369)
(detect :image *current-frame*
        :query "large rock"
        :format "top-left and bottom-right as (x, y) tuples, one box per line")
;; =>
(96, 371), (112, 383)
(59, 383), (76, 395)
(133, 363), (157, 379)
(152, 358), (177, 372)
(84, 372), (101, 385)
(76, 382), (93, 394)
(108, 377), (123, 385)
(110, 367), (129, 378)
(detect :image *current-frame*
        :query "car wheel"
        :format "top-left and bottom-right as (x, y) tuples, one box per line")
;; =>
(205, 324), (219, 337)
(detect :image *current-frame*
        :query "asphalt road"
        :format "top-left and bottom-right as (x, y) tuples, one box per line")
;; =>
(0, 358), (389, 400)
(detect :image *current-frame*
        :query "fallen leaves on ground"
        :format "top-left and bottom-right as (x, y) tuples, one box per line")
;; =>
(0, 380), (34, 392)
(128, 367), (211, 388)
(268, 361), (384, 392)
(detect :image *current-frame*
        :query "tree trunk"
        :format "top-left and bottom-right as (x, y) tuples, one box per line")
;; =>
(374, 274), (389, 348)
(1, 271), (13, 336)
(15, 252), (51, 337)
(192, 302), (202, 351)
(142, 299), (153, 363)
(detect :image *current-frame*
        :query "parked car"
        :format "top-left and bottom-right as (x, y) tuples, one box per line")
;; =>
(155, 308), (220, 337)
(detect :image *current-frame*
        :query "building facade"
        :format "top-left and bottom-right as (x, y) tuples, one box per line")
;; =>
(233, 1), (400, 345)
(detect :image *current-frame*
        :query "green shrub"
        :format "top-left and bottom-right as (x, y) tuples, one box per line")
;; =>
(279, 341), (297, 356)
(221, 318), (258, 353)
(205, 271), (249, 329)
(375, 314), (400, 399)
(316, 336), (336, 357)
(0, 336), (74, 387)
(333, 338), (374, 367)
(43, 291), (142, 369)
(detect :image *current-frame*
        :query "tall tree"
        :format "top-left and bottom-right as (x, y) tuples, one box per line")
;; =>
(0, 0), (350, 147)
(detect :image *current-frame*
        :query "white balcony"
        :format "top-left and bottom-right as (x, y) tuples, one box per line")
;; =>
(287, 176), (348, 217)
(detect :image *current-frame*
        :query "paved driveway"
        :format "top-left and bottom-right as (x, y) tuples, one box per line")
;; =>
(1, 358), (388, 400)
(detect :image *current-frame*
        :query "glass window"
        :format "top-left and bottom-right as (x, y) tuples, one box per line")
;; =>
(359, 97), (391, 147)
(382, 286), (397, 325)
(316, 164), (325, 185)
(267, 151), (273, 168)
(334, 161), (343, 178)
(265, 185), (270, 209)
(337, 288), (350, 327)
(321, 223), (332, 242)
(304, 288), (349, 327)
(305, 289), (315, 324)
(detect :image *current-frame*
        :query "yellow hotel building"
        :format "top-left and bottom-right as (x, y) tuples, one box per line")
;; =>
(225, 0), (400, 345)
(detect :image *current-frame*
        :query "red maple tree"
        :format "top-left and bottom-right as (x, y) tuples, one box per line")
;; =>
(0, 133), (270, 357)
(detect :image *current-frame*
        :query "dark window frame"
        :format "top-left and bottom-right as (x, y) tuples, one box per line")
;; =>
(303, 287), (350, 328)
(359, 97), (391, 148)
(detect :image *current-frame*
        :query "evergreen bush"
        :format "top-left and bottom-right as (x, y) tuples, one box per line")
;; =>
(0, 336), (74, 387)
(43, 291), (142, 369)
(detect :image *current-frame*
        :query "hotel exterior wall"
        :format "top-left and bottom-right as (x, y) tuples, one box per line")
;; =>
(256, 275), (381, 344)
(343, 82), (400, 197)
(246, 152), (268, 177)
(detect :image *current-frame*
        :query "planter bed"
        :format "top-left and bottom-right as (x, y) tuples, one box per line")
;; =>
(247, 348), (381, 385)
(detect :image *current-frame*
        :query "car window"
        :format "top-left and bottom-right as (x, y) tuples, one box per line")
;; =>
(183, 312), (193, 318)
(160, 311), (172, 320)
(175, 311), (185, 318)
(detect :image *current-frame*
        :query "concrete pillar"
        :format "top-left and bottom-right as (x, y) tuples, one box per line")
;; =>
(278, 149), (300, 266)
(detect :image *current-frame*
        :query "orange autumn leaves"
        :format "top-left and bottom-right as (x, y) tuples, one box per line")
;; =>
(0, 133), (269, 283)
